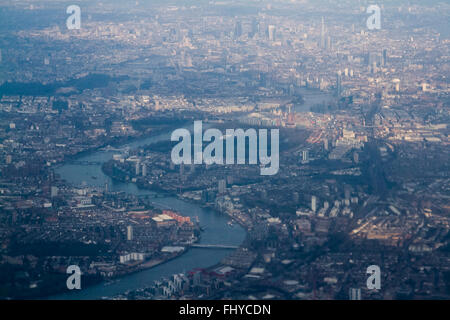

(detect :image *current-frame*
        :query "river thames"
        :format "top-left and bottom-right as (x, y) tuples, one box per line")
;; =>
(49, 88), (331, 299)
(50, 130), (246, 299)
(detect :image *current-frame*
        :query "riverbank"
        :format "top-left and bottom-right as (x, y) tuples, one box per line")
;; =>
(101, 160), (250, 235)
(51, 128), (246, 300)
(102, 248), (190, 285)
(52, 121), (189, 177)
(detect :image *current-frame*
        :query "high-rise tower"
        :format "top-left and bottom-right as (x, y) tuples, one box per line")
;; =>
(320, 17), (326, 48)
(268, 25), (276, 41)
(250, 18), (259, 38)
(127, 225), (133, 241)
(234, 20), (242, 39)
(311, 196), (317, 213)
(382, 49), (387, 66)
(336, 72), (342, 97)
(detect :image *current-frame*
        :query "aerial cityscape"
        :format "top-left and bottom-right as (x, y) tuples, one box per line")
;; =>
(0, 0), (449, 301)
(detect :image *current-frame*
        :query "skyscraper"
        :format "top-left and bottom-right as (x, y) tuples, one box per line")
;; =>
(320, 17), (326, 49)
(372, 61), (378, 74)
(323, 138), (329, 151)
(382, 49), (387, 66)
(234, 21), (242, 39)
(268, 25), (276, 41)
(393, 79), (400, 92)
(51, 186), (58, 198)
(311, 196), (317, 213)
(127, 225), (133, 241)
(135, 162), (140, 175)
(336, 72), (342, 97)
(218, 179), (226, 194)
(250, 18), (259, 38)
(302, 150), (309, 163)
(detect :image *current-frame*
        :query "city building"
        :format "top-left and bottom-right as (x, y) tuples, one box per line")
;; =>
(127, 225), (133, 241)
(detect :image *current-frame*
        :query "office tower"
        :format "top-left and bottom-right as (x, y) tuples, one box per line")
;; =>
(302, 150), (309, 163)
(250, 18), (259, 38)
(5, 155), (12, 164)
(393, 79), (400, 92)
(234, 21), (242, 39)
(268, 25), (276, 41)
(44, 57), (50, 65)
(323, 201), (329, 210)
(141, 163), (147, 177)
(218, 179), (226, 194)
(311, 196), (317, 213)
(127, 225), (133, 241)
(336, 72), (342, 97)
(326, 35), (331, 50)
(323, 138), (329, 151)
(135, 162), (140, 175)
(105, 182), (109, 193)
(51, 186), (58, 198)
(349, 288), (361, 300)
(382, 49), (387, 66)
(320, 17), (326, 48)
(372, 61), (377, 74)
(344, 68), (349, 77)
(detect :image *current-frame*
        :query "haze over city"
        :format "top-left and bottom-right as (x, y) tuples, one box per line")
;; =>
(0, 0), (449, 301)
